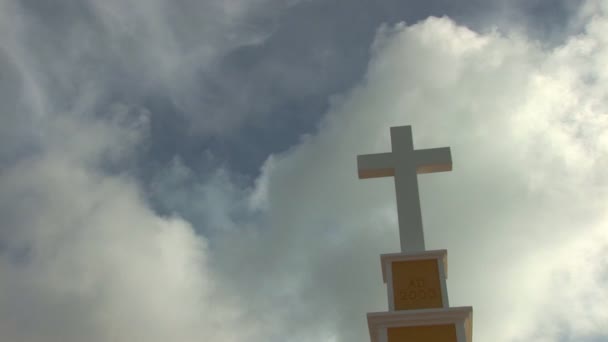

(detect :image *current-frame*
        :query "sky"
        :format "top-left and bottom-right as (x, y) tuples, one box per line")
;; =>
(0, 0), (607, 341)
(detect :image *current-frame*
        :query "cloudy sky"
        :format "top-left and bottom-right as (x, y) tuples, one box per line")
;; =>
(1, 0), (607, 341)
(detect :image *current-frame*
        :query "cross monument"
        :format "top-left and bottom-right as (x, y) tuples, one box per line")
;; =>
(358, 125), (473, 342)
(357, 125), (452, 252)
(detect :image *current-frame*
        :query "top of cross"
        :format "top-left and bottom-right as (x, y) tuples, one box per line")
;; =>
(357, 126), (452, 252)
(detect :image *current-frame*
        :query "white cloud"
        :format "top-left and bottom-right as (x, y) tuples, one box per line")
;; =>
(0, 0), (279, 340)
(0, 112), (261, 341)
(206, 4), (608, 341)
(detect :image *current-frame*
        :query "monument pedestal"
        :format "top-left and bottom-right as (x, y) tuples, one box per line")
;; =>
(381, 250), (449, 310)
(367, 250), (473, 342)
(367, 307), (472, 342)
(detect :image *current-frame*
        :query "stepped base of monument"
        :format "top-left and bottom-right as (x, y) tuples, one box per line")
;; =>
(367, 306), (472, 342)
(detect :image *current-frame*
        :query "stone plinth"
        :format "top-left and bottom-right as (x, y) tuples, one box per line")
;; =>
(367, 307), (472, 342)
(381, 250), (449, 311)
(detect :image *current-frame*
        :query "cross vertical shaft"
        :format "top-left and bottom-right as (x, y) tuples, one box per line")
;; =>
(391, 127), (425, 251)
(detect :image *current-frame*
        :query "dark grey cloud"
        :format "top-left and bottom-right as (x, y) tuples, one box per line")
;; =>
(177, 0), (582, 177)
(0, 0), (581, 181)
(102, 0), (582, 222)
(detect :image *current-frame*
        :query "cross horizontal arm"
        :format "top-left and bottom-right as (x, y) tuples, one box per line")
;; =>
(414, 147), (452, 174)
(357, 152), (394, 179)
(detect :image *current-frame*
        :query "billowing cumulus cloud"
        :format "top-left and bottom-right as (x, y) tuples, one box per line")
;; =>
(0, 114), (257, 341)
(1, 0), (607, 342)
(0, 0), (275, 341)
(204, 3), (608, 342)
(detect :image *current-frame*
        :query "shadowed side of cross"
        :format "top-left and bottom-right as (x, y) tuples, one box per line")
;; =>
(357, 126), (452, 252)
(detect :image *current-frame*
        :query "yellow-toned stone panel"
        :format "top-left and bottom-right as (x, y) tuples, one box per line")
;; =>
(388, 324), (457, 342)
(392, 259), (443, 310)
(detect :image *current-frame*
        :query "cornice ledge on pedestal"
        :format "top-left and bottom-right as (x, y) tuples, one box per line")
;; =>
(380, 249), (448, 282)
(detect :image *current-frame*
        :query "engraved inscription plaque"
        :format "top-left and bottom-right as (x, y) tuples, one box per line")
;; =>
(392, 259), (443, 310)
(387, 324), (457, 342)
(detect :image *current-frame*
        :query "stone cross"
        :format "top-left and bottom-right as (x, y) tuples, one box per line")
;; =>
(357, 126), (452, 252)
